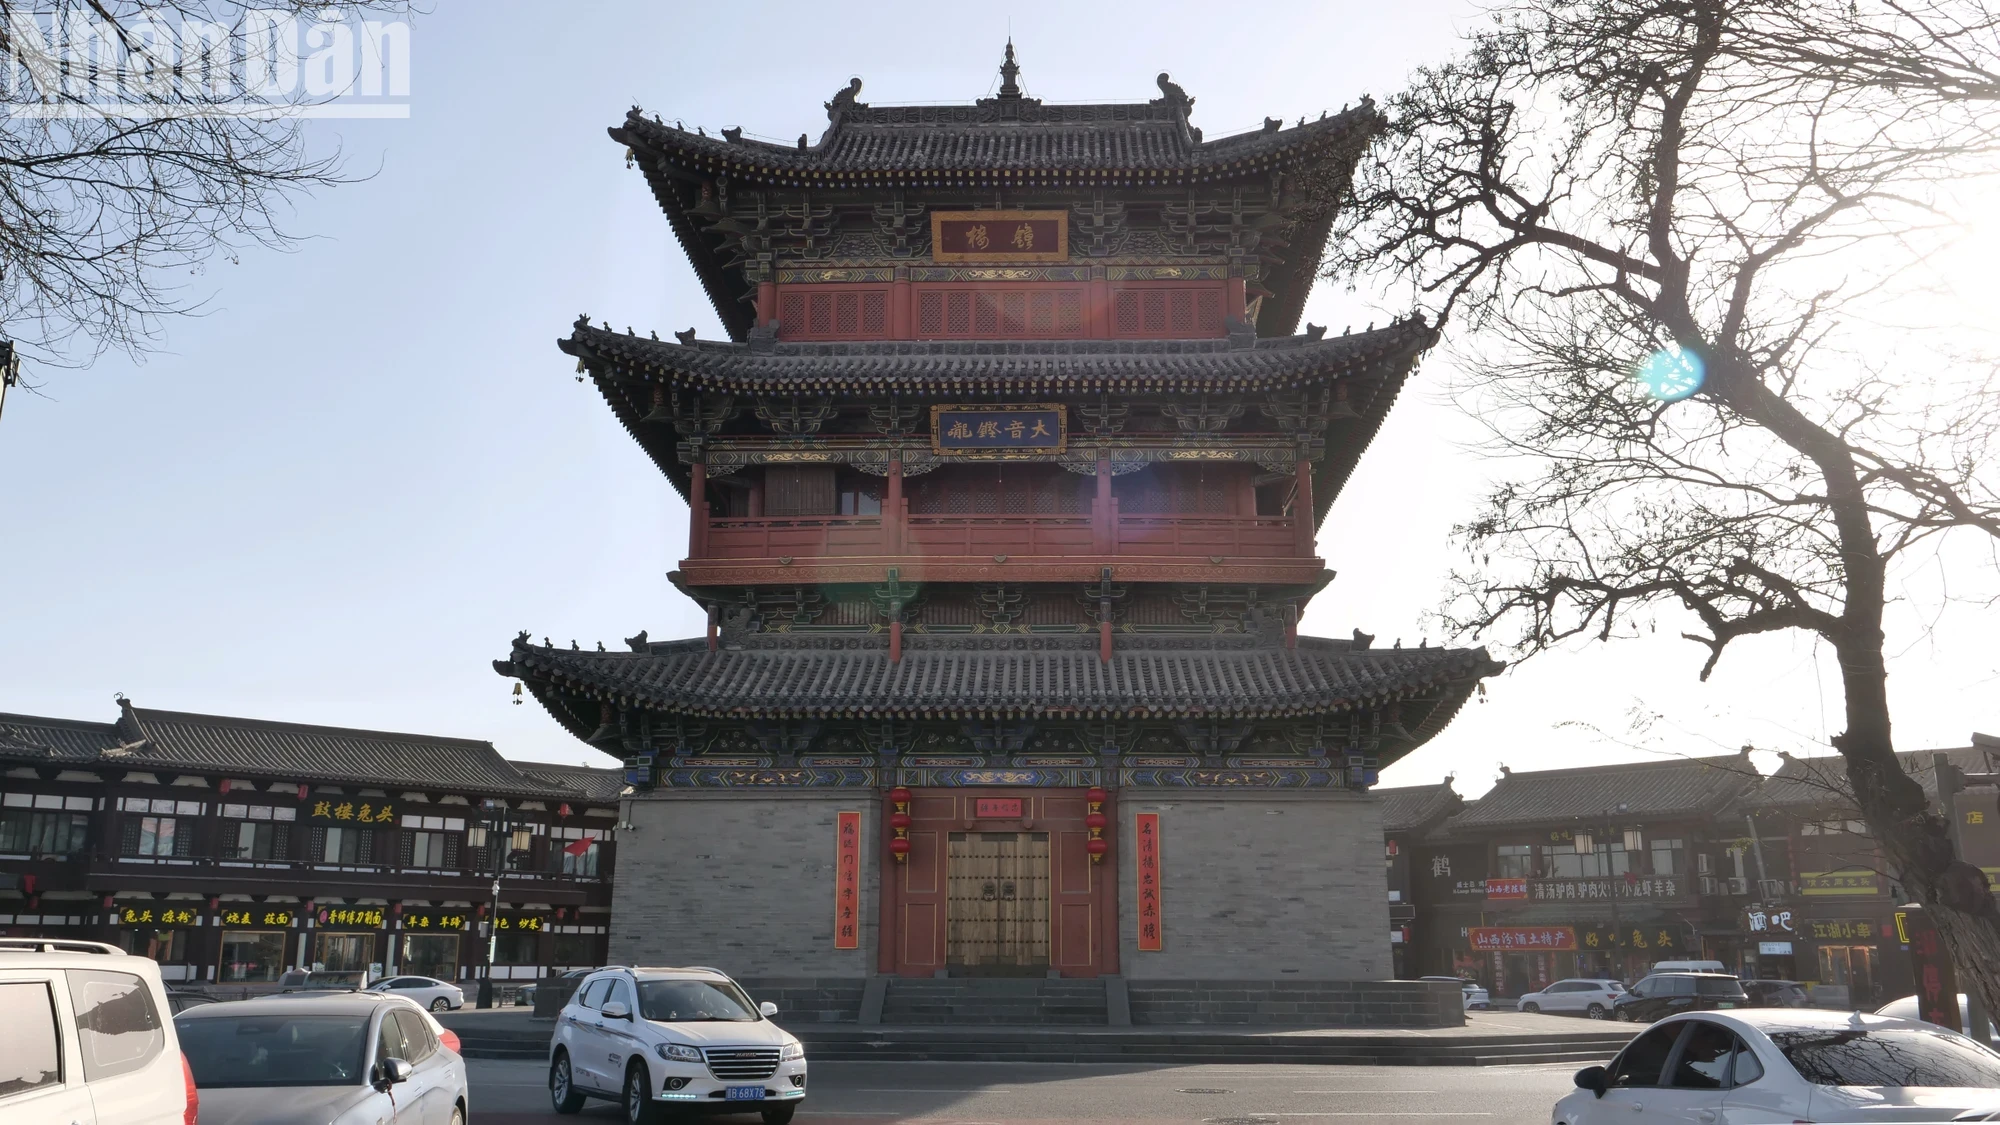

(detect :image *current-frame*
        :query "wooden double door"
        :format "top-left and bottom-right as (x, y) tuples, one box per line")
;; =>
(883, 789), (1115, 978)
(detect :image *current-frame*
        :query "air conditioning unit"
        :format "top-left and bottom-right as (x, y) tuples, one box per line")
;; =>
(1698, 876), (1723, 897)
(1758, 878), (1790, 900)
(1696, 853), (1715, 875)
(1726, 876), (1750, 895)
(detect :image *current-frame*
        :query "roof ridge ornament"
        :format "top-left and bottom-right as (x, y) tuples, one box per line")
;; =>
(998, 38), (1022, 100)
(825, 77), (864, 124)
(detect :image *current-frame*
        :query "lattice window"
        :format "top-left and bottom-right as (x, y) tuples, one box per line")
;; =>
(1110, 284), (1230, 339)
(861, 291), (887, 334)
(775, 286), (893, 341)
(913, 285), (1091, 340)
(918, 292), (944, 335)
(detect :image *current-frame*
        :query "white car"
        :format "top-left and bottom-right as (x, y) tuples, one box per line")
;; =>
(0, 937), (196, 1125)
(1422, 974), (1492, 1010)
(176, 989), (467, 1124)
(1519, 978), (1626, 1019)
(1554, 1008), (2000, 1125)
(549, 965), (806, 1124)
(369, 974), (466, 1012)
(1875, 992), (2000, 1047)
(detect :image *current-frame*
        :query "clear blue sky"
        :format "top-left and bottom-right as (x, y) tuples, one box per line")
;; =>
(2, 1), (1992, 788)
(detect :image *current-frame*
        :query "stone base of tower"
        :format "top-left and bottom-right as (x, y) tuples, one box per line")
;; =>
(605, 787), (1433, 1026)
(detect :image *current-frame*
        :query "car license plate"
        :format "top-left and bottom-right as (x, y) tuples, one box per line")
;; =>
(1717, 1002), (1735, 1008)
(727, 1086), (766, 1101)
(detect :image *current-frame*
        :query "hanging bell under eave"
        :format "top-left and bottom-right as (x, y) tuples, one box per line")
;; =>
(511, 683), (523, 706)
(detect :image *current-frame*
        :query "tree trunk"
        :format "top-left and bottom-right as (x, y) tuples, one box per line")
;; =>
(1835, 637), (2000, 1024)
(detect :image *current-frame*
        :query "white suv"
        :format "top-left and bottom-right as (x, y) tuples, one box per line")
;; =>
(0, 938), (196, 1125)
(549, 966), (806, 1124)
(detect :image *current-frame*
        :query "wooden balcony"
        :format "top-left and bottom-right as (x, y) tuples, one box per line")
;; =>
(681, 508), (1325, 586)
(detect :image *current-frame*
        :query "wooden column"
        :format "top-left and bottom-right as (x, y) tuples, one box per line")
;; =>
(688, 461), (709, 559)
(747, 476), (764, 518)
(1226, 275), (1248, 321)
(884, 454), (904, 555)
(892, 268), (913, 338)
(1293, 457), (1316, 558)
(706, 606), (718, 652)
(1093, 455), (1112, 554)
(757, 281), (777, 328)
(1089, 266), (1110, 337)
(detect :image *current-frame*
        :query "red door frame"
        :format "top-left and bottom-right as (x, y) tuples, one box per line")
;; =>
(876, 787), (1117, 978)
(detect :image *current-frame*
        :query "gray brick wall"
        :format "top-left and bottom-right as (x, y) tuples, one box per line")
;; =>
(609, 793), (877, 976)
(1118, 791), (1390, 979)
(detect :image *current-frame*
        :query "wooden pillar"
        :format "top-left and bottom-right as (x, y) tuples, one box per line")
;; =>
(892, 268), (913, 338)
(1093, 455), (1112, 554)
(689, 461), (709, 559)
(1226, 275), (1248, 321)
(757, 281), (777, 328)
(747, 475), (764, 518)
(1293, 457), (1316, 558)
(1099, 616), (1113, 664)
(889, 619), (903, 664)
(1089, 266), (1110, 337)
(884, 454), (904, 555)
(706, 606), (718, 652)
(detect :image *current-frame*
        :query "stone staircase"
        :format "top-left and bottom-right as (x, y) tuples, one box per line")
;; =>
(879, 977), (1109, 1025)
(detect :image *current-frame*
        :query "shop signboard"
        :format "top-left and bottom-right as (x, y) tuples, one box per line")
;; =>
(1485, 877), (1529, 901)
(1806, 917), (1879, 941)
(1135, 813), (1162, 952)
(1745, 907), (1796, 934)
(315, 905), (386, 930)
(1894, 905), (1963, 1033)
(1470, 926), (1576, 951)
(494, 912), (545, 933)
(220, 906), (296, 928)
(1800, 871), (1881, 896)
(399, 908), (467, 932)
(114, 902), (201, 927)
(301, 797), (399, 825)
(1759, 941), (1794, 955)
(1575, 924), (1683, 951)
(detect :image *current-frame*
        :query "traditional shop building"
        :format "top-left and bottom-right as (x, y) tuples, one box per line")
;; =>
(1721, 745), (2000, 1008)
(500, 50), (1499, 988)
(1380, 780), (1463, 980)
(0, 701), (620, 994)
(1405, 755), (1757, 998)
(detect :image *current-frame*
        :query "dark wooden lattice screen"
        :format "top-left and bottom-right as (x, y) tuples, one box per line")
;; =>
(764, 466), (838, 515)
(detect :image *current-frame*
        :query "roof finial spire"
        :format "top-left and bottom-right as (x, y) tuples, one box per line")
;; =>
(998, 38), (1022, 99)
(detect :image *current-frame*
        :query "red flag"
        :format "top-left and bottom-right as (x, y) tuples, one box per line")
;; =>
(562, 836), (596, 857)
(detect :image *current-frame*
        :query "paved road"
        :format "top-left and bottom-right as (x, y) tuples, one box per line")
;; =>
(467, 1057), (1578, 1124)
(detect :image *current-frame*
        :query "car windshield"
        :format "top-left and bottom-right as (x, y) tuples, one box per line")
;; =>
(636, 979), (759, 1022)
(1697, 978), (1746, 997)
(1770, 1027), (2000, 1087)
(177, 1013), (370, 1087)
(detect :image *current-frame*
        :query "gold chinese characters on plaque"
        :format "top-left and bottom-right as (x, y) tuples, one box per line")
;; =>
(930, 210), (1068, 263)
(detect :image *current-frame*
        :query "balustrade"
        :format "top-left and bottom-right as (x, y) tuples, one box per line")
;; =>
(692, 510), (1310, 562)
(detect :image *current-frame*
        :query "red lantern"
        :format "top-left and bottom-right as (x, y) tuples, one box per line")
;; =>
(889, 837), (912, 857)
(1085, 786), (1107, 804)
(889, 811), (913, 830)
(888, 787), (912, 804)
(1085, 838), (1109, 857)
(1085, 811), (1108, 830)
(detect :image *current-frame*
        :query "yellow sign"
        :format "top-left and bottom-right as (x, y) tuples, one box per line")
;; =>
(1799, 871), (1881, 896)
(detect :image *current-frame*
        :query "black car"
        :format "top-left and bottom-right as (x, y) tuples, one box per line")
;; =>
(1740, 979), (1812, 1008)
(1610, 972), (1748, 1022)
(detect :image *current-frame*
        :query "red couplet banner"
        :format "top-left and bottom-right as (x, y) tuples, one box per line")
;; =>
(1136, 813), (1163, 952)
(834, 811), (861, 950)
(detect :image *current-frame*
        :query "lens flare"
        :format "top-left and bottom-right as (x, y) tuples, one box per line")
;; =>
(1635, 347), (1705, 402)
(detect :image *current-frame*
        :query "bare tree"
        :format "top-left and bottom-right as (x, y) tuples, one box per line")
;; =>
(0, 0), (407, 398)
(1326, 0), (2000, 1013)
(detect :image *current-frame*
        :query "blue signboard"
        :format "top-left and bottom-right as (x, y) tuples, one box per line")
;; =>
(931, 404), (1066, 454)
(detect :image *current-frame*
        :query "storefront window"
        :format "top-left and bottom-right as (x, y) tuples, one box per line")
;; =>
(561, 842), (599, 877)
(134, 816), (179, 857)
(322, 827), (363, 863)
(1495, 844), (1534, 878)
(0, 809), (91, 855)
(494, 932), (539, 964)
(552, 933), (596, 965)
(314, 932), (373, 972)
(1547, 842), (1631, 878)
(117, 928), (187, 962)
(219, 931), (288, 982)
(227, 821), (281, 860)
(402, 934), (459, 981)
(1817, 944), (1878, 1007)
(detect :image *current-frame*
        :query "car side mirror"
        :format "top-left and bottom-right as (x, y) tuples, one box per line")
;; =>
(601, 1001), (630, 1020)
(373, 1056), (413, 1089)
(1574, 1065), (1608, 1099)
(759, 1001), (779, 1018)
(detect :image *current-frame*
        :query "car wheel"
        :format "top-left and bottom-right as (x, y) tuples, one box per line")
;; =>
(761, 1106), (798, 1125)
(624, 1062), (660, 1125)
(449, 1107), (464, 1125)
(431, 997), (451, 1012)
(1522, 1002), (1540, 1014)
(549, 1051), (587, 1115)
(1586, 1003), (1606, 1019)
(1614, 1007), (1635, 1022)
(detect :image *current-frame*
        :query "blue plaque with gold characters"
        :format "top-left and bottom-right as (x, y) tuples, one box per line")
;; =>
(931, 404), (1066, 455)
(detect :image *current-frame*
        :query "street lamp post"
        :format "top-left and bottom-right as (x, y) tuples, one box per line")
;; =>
(475, 799), (516, 1010)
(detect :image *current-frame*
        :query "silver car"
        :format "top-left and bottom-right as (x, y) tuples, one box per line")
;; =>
(176, 990), (467, 1124)
(368, 974), (466, 1012)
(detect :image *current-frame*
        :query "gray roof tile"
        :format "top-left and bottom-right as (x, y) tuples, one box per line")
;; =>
(1441, 754), (1759, 833)
(1745, 747), (1998, 810)
(1378, 781), (1463, 833)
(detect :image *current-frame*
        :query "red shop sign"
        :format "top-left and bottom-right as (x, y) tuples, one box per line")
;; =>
(974, 798), (1024, 819)
(834, 811), (861, 951)
(1485, 878), (1530, 901)
(1135, 813), (1163, 952)
(1470, 926), (1577, 951)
